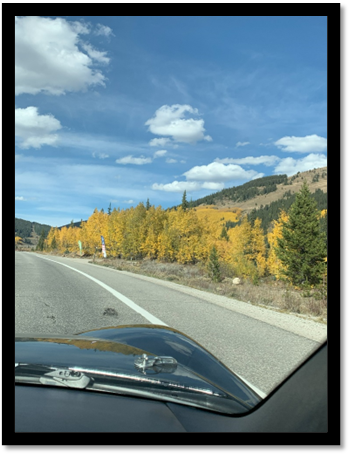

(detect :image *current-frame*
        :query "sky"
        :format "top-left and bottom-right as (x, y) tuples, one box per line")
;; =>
(15, 15), (328, 227)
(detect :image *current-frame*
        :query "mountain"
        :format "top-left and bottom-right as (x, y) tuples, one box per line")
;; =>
(189, 167), (327, 211)
(15, 218), (52, 247)
(189, 166), (327, 233)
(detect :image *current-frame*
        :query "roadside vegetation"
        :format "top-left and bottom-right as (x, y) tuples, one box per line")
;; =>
(35, 179), (327, 322)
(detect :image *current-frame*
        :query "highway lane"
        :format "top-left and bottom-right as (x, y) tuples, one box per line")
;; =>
(15, 251), (326, 394)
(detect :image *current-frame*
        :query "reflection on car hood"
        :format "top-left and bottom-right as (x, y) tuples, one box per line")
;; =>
(15, 324), (261, 414)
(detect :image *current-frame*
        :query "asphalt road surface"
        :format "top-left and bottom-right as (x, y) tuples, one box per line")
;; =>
(15, 252), (327, 395)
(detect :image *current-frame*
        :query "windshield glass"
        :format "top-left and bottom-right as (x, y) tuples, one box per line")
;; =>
(15, 16), (327, 414)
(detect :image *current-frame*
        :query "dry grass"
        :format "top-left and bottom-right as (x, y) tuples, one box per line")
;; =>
(91, 256), (327, 323)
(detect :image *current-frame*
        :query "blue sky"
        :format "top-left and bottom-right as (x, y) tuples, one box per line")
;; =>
(15, 16), (327, 227)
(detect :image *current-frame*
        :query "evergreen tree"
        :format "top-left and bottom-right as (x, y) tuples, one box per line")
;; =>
(208, 245), (221, 282)
(108, 203), (112, 215)
(36, 229), (46, 251)
(146, 198), (151, 210)
(275, 182), (327, 287)
(51, 235), (57, 250)
(219, 225), (229, 241)
(181, 190), (189, 211)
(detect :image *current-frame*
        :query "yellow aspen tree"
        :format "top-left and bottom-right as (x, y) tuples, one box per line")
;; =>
(15, 236), (23, 248)
(165, 207), (203, 264)
(266, 210), (289, 279)
(58, 226), (69, 253)
(140, 206), (166, 259)
(47, 227), (60, 251)
(121, 203), (147, 259)
(157, 210), (178, 262)
(222, 216), (255, 278)
(108, 208), (126, 257)
(82, 209), (109, 257)
(46, 228), (55, 250)
(250, 218), (267, 277)
(64, 226), (79, 253)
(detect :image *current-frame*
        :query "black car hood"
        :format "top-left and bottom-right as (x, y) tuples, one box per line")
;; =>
(15, 324), (261, 413)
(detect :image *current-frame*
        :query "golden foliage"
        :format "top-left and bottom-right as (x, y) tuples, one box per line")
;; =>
(266, 210), (289, 279)
(45, 202), (325, 283)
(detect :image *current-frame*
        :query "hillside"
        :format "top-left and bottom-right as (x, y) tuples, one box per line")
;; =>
(189, 167), (327, 234)
(15, 218), (52, 248)
(190, 167), (327, 214)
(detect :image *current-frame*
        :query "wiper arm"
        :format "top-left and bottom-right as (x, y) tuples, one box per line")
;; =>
(40, 369), (92, 389)
(15, 363), (250, 414)
(15, 363), (92, 389)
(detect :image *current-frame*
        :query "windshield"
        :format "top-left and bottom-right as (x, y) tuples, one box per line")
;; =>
(15, 16), (327, 415)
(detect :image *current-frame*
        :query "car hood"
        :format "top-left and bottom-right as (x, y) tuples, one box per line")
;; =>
(15, 324), (261, 414)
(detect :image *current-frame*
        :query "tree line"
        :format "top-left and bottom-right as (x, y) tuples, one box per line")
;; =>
(42, 183), (327, 292)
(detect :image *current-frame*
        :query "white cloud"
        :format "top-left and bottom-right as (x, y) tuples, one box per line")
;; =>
(215, 155), (280, 166)
(15, 196), (26, 201)
(236, 141), (250, 147)
(152, 180), (225, 193)
(274, 153), (327, 176)
(95, 24), (114, 37)
(152, 181), (202, 193)
(124, 200), (134, 204)
(183, 162), (261, 183)
(153, 150), (167, 158)
(81, 43), (110, 64)
(152, 161), (264, 193)
(15, 16), (108, 95)
(274, 134), (327, 153)
(145, 104), (212, 144)
(115, 155), (152, 165)
(201, 182), (225, 190)
(15, 106), (62, 149)
(92, 152), (109, 159)
(166, 158), (177, 164)
(149, 137), (171, 147)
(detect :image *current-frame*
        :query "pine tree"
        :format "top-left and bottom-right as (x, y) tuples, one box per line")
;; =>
(181, 190), (189, 211)
(276, 182), (327, 287)
(36, 229), (46, 251)
(219, 225), (229, 241)
(208, 245), (221, 282)
(108, 203), (112, 215)
(51, 235), (57, 250)
(146, 198), (151, 210)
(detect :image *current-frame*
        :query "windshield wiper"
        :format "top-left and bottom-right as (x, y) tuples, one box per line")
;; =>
(15, 363), (252, 414)
(15, 363), (92, 389)
(40, 369), (91, 389)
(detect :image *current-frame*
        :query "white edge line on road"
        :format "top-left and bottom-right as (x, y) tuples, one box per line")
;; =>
(36, 255), (168, 327)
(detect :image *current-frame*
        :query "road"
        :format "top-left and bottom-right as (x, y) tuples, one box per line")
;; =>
(15, 251), (327, 395)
